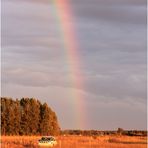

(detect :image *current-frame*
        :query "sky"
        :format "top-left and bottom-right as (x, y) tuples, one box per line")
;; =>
(1, 0), (147, 130)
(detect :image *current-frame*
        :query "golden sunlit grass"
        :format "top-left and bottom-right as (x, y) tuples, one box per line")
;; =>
(1, 135), (147, 148)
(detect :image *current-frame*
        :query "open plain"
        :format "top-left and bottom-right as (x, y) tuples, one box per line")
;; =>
(1, 135), (147, 148)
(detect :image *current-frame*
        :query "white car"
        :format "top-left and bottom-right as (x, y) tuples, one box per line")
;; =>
(38, 136), (57, 147)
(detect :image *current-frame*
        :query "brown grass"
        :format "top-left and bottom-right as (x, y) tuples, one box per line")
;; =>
(1, 135), (147, 148)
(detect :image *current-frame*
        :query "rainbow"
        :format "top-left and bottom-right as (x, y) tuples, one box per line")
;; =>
(52, 0), (86, 129)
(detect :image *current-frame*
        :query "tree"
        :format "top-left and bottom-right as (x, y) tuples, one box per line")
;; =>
(1, 98), (6, 135)
(117, 128), (124, 135)
(50, 111), (60, 135)
(28, 98), (40, 135)
(1, 97), (60, 136)
(39, 103), (51, 135)
(13, 99), (21, 135)
(20, 98), (32, 135)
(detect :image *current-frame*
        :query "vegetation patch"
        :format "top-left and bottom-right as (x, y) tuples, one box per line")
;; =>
(1, 97), (60, 136)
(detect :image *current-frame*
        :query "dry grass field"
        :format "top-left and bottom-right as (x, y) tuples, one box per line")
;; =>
(1, 135), (147, 148)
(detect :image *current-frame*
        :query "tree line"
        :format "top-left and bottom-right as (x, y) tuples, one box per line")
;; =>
(1, 97), (60, 136)
(61, 129), (147, 137)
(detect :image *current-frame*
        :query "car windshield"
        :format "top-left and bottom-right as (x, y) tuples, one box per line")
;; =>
(41, 137), (46, 140)
(40, 137), (55, 141)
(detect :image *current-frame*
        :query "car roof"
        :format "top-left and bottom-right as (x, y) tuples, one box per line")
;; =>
(41, 136), (55, 139)
(42, 136), (55, 138)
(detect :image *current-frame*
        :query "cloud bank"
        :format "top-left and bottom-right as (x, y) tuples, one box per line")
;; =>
(2, 0), (147, 129)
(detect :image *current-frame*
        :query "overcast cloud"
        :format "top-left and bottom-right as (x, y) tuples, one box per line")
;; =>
(1, 0), (147, 130)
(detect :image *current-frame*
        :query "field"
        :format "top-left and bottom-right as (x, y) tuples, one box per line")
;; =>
(1, 135), (147, 148)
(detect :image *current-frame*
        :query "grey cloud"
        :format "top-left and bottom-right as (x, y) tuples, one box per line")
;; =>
(71, 0), (146, 26)
(2, 66), (72, 88)
(2, 1), (60, 47)
(2, 83), (147, 130)
(86, 101), (147, 130)
(84, 71), (146, 103)
(71, 0), (146, 6)
(2, 0), (147, 129)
